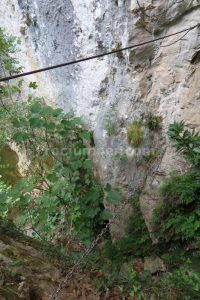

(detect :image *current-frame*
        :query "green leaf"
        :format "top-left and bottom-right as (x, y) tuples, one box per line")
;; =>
(46, 174), (59, 183)
(85, 207), (101, 218)
(13, 132), (29, 142)
(61, 119), (75, 129)
(41, 106), (54, 115)
(4, 59), (13, 71)
(104, 183), (112, 192)
(193, 148), (200, 154)
(18, 79), (23, 88)
(83, 160), (93, 170)
(79, 131), (91, 140)
(29, 81), (38, 90)
(101, 209), (113, 220)
(12, 118), (26, 128)
(45, 122), (56, 130)
(53, 108), (63, 117)
(106, 189), (121, 204)
(72, 117), (82, 125)
(71, 161), (82, 170)
(30, 103), (42, 114)
(29, 117), (44, 128)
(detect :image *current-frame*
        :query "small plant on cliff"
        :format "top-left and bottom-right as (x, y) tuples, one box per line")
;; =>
(143, 151), (159, 164)
(147, 114), (162, 131)
(105, 102), (118, 136)
(127, 121), (144, 148)
(114, 152), (127, 161)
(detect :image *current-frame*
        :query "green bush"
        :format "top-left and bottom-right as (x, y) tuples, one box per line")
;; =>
(154, 171), (200, 248)
(0, 27), (21, 74)
(153, 122), (200, 255)
(0, 100), (110, 245)
(165, 265), (200, 300)
(168, 121), (200, 167)
(137, 264), (200, 300)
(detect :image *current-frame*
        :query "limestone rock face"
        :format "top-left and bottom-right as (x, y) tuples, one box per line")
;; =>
(1, 0), (200, 237)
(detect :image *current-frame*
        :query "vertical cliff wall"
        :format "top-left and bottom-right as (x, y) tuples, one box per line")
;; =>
(1, 0), (200, 237)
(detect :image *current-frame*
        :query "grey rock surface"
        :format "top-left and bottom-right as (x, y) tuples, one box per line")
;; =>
(144, 256), (166, 274)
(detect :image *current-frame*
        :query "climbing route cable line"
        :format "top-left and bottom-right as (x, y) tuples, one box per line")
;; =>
(0, 24), (199, 82)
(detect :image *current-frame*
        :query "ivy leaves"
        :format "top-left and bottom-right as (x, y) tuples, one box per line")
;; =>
(104, 184), (121, 204)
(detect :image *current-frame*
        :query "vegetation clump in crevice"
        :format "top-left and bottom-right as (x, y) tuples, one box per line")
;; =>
(147, 114), (162, 131)
(104, 102), (118, 136)
(127, 121), (144, 148)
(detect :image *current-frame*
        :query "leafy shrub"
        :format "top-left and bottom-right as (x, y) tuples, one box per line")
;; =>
(127, 122), (144, 148)
(128, 269), (145, 300)
(0, 100), (111, 245)
(153, 122), (200, 254)
(168, 121), (200, 167)
(165, 265), (200, 300)
(154, 171), (200, 248)
(114, 152), (127, 161)
(0, 178), (16, 219)
(0, 27), (21, 74)
(136, 265), (200, 300)
(0, 28), (23, 112)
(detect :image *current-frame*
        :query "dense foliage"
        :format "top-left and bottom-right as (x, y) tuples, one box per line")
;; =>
(153, 122), (200, 256)
(154, 171), (200, 248)
(1, 101), (103, 243)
